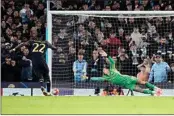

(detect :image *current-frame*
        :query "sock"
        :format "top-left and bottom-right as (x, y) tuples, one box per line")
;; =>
(40, 80), (44, 87)
(143, 89), (154, 95)
(46, 82), (51, 93)
(145, 82), (157, 91)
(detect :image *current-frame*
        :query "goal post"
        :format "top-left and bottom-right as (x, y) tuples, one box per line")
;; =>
(47, 11), (174, 90)
(48, 11), (174, 15)
(47, 11), (52, 83)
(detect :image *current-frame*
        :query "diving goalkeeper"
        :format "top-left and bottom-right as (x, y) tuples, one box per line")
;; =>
(90, 50), (162, 96)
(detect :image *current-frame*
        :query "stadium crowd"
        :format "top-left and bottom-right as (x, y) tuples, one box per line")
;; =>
(49, 0), (174, 11)
(1, 0), (174, 89)
(52, 15), (174, 85)
(1, 0), (46, 82)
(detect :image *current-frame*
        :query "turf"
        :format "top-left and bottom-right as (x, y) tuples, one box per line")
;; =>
(2, 96), (174, 114)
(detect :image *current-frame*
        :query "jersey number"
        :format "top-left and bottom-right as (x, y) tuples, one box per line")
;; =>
(32, 43), (45, 53)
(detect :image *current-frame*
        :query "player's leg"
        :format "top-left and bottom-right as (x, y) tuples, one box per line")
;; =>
(133, 85), (155, 95)
(137, 79), (156, 90)
(136, 79), (162, 95)
(123, 76), (156, 96)
(43, 72), (51, 94)
(33, 69), (49, 96)
(42, 61), (51, 95)
(32, 60), (50, 96)
(32, 61), (44, 86)
(33, 68), (44, 86)
(40, 72), (51, 96)
(131, 76), (162, 96)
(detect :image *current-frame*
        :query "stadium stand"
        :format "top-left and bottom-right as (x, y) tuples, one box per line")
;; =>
(1, 0), (174, 91)
(49, 0), (174, 11)
(51, 14), (174, 89)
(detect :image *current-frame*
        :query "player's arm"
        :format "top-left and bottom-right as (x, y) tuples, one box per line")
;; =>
(137, 63), (144, 69)
(82, 62), (87, 76)
(145, 66), (151, 73)
(107, 56), (116, 69)
(90, 77), (106, 81)
(165, 62), (171, 72)
(99, 50), (116, 69)
(148, 64), (155, 82)
(73, 61), (76, 73)
(46, 41), (57, 50)
(9, 41), (29, 52)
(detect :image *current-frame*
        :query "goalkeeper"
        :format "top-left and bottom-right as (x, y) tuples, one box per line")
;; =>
(90, 50), (162, 96)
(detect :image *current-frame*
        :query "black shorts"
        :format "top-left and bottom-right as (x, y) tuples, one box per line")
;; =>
(32, 59), (50, 82)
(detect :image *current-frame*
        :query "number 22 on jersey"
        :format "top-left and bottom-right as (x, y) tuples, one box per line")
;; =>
(32, 43), (46, 53)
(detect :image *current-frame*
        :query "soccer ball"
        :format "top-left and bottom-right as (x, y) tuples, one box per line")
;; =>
(52, 88), (59, 96)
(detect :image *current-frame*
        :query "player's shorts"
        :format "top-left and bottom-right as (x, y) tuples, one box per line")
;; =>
(121, 75), (138, 90)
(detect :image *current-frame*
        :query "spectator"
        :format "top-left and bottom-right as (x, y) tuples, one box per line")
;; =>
(20, 48), (32, 81)
(157, 37), (168, 56)
(35, 2), (45, 18)
(111, 1), (120, 10)
(122, 34), (132, 51)
(168, 63), (174, 83)
(4, 28), (13, 42)
(2, 55), (12, 81)
(1, 42), (12, 62)
(20, 3), (34, 15)
(149, 54), (171, 83)
(10, 57), (21, 81)
(142, 0), (152, 10)
(73, 24), (86, 41)
(117, 49), (132, 75)
(81, 2), (89, 10)
(88, 20), (96, 35)
(87, 49), (104, 80)
(117, 28), (125, 41)
(130, 41), (139, 65)
(2, 55), (20, 82)
(166, 52), (174, 66)
(130, 27), (143, 48)
(104, 5), (111, 11)
(152, 4), (160, 11)
(6, 16), (13, 28)
(105, 31), (121, 56)
(20, 3), (34, 23)
(73, 50), (87, 82)
(22, 23), (30, 35)
(39, 8), (46, 24)
(126, 3), (133, 11)
(137, 58), (151, 82)
(148, 25), (160, 43)
(31, 0), (40, 12)
(94, 27), (104, 45)
(101, 85), (124, 96)
(127, 18), (136, 33)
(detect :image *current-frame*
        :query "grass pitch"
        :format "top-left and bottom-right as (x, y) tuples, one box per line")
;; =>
(2, 96), (174, 114)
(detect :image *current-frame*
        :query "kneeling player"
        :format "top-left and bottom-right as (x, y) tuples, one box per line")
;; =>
(90, 50), (162, 96)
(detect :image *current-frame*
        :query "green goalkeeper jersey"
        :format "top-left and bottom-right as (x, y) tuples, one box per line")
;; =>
(91, 56), (137, 89)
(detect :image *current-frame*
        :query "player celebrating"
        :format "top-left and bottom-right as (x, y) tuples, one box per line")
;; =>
(90, 50), (162, 96)
(10, 29), (57, 96)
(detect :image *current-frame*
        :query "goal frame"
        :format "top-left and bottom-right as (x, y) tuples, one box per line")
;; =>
(47, 11), (174, 85)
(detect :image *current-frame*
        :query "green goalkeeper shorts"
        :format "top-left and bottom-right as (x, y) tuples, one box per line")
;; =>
(121, 75), (138, 90)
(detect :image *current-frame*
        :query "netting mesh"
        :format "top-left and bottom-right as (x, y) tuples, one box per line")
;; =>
(51, 13), (174, 89)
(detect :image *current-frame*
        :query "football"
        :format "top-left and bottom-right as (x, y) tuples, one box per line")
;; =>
(52, 88), (59, 95)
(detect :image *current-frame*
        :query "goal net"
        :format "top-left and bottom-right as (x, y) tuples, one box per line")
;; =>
(47, 11), (174, 90)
